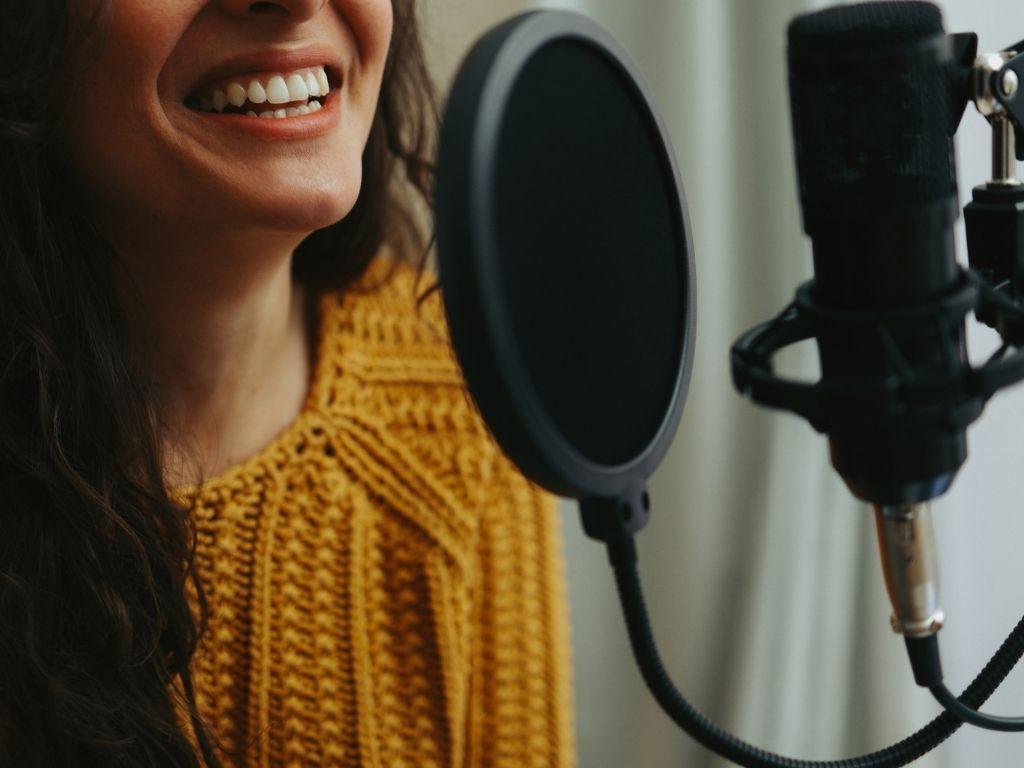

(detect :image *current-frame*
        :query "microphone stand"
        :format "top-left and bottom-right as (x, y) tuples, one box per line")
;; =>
(967, 45), (1024, 343)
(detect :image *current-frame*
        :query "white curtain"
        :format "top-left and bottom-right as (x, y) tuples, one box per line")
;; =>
(501, 1), (1024, 767)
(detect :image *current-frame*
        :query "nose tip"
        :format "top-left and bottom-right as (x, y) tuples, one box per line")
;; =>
(218, 0), (328, 22)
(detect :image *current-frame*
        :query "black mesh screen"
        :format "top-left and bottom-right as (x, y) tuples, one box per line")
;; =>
(787, 1), (955, 226)
(788, 0), (942, 51)
(494, 40), (685, 467)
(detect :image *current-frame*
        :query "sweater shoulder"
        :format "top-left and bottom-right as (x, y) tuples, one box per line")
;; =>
(318, 254), (465, 384)
(317, 253), (519, 506)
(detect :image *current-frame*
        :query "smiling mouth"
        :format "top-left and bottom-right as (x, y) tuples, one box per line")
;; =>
(184, 64), (336, 119)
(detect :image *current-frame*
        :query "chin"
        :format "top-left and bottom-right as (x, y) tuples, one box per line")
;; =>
(236, 169), (363, 233)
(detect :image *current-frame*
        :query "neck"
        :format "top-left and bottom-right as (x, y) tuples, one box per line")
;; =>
(112, 224), (317, 489)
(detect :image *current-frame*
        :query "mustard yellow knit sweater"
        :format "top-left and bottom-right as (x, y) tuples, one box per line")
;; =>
(170, 252), (575, 768)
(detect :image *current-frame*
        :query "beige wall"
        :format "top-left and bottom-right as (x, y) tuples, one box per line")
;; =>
(420, 0), (531, 97)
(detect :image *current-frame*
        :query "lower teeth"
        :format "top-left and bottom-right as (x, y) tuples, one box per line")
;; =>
(251, 100), (323, 118)
(193, 98), (323, 118)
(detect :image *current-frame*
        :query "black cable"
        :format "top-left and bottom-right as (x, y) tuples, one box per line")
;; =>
(904, 635), (1024, 730)
(606, 537), (1024, 768)
(930, 683), (1024, 732)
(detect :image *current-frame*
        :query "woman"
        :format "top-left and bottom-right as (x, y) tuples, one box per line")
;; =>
(0, 1), (574, 766)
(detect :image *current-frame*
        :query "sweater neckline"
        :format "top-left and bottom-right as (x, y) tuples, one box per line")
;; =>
(169, 282), (341, 502)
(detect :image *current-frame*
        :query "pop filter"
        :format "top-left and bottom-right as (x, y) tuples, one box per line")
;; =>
(435, 10), (695, 540)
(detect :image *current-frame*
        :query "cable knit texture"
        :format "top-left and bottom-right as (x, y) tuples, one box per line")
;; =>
(169, 251), (575, 768)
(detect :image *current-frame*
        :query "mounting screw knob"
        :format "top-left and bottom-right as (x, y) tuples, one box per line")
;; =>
(1001, 68), (1019, 98)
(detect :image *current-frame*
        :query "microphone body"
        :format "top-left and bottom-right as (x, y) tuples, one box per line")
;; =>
(787, 1), (966, 504)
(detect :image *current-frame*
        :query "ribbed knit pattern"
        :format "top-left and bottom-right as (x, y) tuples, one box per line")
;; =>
(170, 252), (576, 768)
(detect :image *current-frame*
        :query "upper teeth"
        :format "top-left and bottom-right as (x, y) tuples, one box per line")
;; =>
(196, 65), (330, 114)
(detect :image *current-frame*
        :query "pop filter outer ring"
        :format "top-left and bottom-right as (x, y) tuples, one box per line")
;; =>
(436, 10), (696, 501)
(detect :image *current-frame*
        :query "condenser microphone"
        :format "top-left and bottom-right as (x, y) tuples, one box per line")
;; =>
(732, 0), (1024, 727)
(787, 1), (966, 506)
(786, 1), (971, 649)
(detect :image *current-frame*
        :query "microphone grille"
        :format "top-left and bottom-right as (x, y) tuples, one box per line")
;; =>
(788, 1), (942, 53)
(786, 1), (955, 227)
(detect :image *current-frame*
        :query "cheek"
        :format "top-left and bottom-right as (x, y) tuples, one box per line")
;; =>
(333, 0), (393, 167)
(61, 3), (196, 207)
(342, 0), (395, 59)
(340, 0), (394, 99)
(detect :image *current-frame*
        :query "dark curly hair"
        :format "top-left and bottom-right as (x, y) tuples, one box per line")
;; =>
(0, 1), (437, 765)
